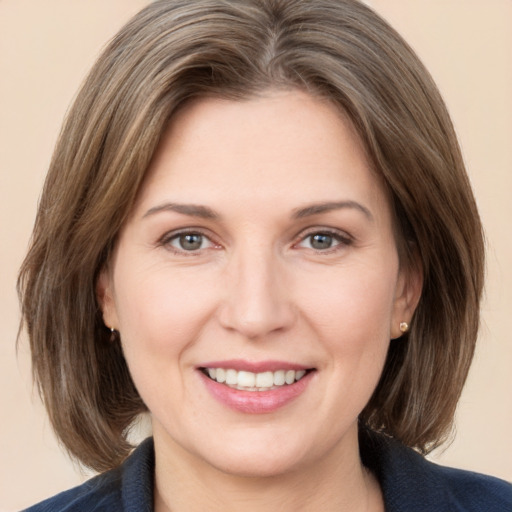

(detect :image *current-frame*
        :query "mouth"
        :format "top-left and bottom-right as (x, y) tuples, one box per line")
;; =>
(200, 367), (314, 392)
(198, 360), (316, 413)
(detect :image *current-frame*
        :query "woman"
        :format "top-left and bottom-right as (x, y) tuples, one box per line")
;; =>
(18, 0), (512, 510)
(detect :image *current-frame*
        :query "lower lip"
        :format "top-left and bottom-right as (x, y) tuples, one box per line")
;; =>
(200, 371), (314, 414)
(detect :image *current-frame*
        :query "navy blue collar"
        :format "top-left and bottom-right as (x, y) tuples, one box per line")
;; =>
(120, 437), (154, 511)
(117, 430), (511, 512)
(360, 428), (451, 511)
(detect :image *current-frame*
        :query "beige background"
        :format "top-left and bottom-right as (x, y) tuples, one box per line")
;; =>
(1, 1), (511, 510)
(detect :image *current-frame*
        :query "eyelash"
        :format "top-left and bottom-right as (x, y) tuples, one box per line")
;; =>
(158, 227), (353, 256)
(158, 229), (219, 256)
(294, 228), (353, 254)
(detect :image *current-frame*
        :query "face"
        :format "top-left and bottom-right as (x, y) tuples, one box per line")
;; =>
(98, 90), (420, 478)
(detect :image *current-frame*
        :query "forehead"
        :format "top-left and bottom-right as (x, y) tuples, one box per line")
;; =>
(133, 89), (390, 221)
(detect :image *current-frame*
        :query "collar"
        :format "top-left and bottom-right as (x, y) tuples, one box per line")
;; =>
(119, 430), (508, 512)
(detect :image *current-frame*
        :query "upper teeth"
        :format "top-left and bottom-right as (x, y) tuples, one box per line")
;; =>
(206, 368), (307, 390)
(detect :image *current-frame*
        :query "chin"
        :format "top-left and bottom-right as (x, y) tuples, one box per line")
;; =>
(190, 429), (317, 479)
(208, 450), (307, 479)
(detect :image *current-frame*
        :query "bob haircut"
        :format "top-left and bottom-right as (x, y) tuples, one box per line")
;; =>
(18, 0), (484, 472)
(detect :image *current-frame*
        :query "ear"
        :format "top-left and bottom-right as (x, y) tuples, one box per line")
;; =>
(390, 256), (423, 339)
(96, 266), (119, 331)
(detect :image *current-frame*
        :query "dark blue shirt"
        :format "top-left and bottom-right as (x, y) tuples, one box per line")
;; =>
(24, 430), (512, 511)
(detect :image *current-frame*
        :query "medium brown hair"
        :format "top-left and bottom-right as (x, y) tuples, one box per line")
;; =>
(18, 0), (484, 472)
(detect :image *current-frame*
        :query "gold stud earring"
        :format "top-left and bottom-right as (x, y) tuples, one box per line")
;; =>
(399, 322), (409, 333)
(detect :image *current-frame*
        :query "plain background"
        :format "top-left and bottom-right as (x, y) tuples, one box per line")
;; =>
(1, 1), (511, 510)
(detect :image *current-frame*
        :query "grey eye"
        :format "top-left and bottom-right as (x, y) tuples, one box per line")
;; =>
(309, 233), (334, 250)
(178, 233), (204, 251)
(163, 231), (216, 253)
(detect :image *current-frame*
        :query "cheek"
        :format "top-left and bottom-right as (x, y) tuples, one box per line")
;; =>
(112, 261), (219, 362)
(287, 260), (398, 436)
(112, 263), (221, 418)
(295, 258), (398, 408)
(298, 261), (398, 342)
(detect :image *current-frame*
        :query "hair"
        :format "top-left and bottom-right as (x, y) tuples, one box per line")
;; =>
(18, 0), (484, 472)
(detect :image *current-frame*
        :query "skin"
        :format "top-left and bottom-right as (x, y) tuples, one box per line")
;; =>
(98, 90), (421, 511)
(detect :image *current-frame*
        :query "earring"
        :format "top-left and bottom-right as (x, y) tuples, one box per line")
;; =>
(399, 322), (409, 333)
(109, 326), (118, 342)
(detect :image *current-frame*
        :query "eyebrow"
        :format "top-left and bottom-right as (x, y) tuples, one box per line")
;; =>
(142, 200), (373, 222)
(143, 203), (220, 220)
(292, 201), (374, 221)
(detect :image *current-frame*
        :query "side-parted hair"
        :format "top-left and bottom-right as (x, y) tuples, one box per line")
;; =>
(18, 0), (484, 472)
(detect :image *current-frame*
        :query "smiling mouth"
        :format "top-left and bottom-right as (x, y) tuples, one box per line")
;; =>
(200, 367), (314, 392)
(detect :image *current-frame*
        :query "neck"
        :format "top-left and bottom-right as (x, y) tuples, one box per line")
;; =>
(153, 424), (383, 512)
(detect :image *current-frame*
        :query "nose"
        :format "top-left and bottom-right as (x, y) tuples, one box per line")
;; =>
(218, 245), (296, 340)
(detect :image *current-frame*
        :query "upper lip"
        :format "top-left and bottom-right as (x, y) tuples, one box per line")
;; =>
(198, 359), (312, 373)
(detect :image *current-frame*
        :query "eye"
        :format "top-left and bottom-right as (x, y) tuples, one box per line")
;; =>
(308, 233), (336, 250)
(296, 230), (352, 252)
(162, 231), (215, 253)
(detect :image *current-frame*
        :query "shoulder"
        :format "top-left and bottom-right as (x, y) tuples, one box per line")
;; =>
(360, 428), (512, 512)
(433, 463), (512, 511)
(23, 468), (122, 512)
(23, 438), (155, 512)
